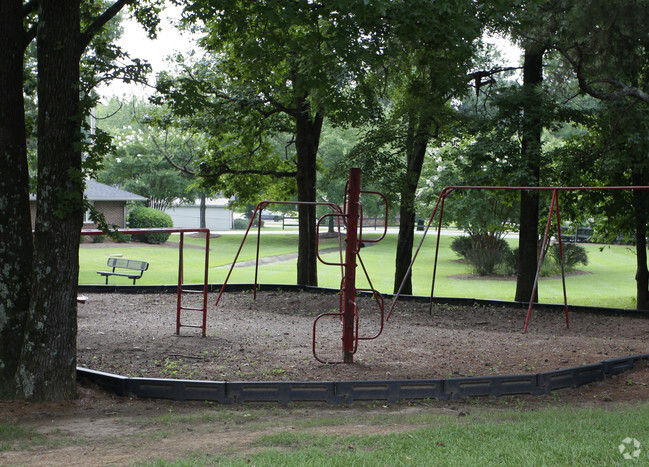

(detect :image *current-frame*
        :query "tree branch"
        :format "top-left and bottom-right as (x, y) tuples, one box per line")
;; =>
(199, 165), (297, 181)
(149, 133), (197, 176)
(557, 45), (649, 105)
(22, 23), (37, 49)
(579, 77), (649, 105)
(21, 1), (38, 48)
(79, 0), (134, 52)
(467, 66), (523, 97)
(22, 0), (38, 16)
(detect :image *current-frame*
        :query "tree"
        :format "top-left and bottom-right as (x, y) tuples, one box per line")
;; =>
(554, 101), (649, 308)
(543, 0), (649, 308)
(158, 0), (383, 286)
(0, 0), (36, 397)
(552, 0), (649, 106)
(419, 132), (521, 275)
(514, 45), (545, 302)
(96, 98), (200, 210)
(347, 0), (486, 294)
(0, 0), (160, 401)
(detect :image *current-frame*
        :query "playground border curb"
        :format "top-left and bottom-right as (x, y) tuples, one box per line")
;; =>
(77, 354), (649, 404)
(76, 284), (649, 404)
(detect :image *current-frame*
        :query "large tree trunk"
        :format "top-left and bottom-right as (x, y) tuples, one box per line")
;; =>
(0, 0), (33, 398)
(515, 47), (544, 303)
(294, 98), (322, 286)
(394, 115), (429, 295)
(632, 177), (649, 309)
(16, 0), (84, 401)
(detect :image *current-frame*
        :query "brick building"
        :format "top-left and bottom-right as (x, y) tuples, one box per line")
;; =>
(30, 179), (147, 229)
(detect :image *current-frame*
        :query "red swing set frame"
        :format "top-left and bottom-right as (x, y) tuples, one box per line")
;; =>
(387, 185), (649, 333)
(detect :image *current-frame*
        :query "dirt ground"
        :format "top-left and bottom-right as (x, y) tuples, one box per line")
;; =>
(74, 290), (649, 382)
(3, 290), (649, 466)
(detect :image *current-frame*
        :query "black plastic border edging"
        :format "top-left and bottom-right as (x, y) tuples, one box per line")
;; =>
(77, 354), (649, 404)
(76, 284), (649, 404)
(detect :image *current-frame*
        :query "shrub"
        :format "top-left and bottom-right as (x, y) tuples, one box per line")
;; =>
(466, 247), (506, 276)
(91, 235), (106, 243)
(233, 218), (264, 230)
(496, 247), (518, 276)
(450, 236), (473, 258)
(115, 232), (132, 243)
(548, 243), (588, 272)
(452, 235), (513, 276)
(127, 206), (173, 244)
(233, 218), (249, 230)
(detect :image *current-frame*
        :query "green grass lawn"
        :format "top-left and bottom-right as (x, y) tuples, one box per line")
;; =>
(4, 400), (649, 465)
(79, 232), (638, 309)
(216, 403), (649, 466)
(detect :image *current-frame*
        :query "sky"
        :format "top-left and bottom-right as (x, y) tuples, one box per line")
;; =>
(98, 6), (197, 100)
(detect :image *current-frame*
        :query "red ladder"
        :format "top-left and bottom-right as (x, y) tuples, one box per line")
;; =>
(176, 230), (210, 337)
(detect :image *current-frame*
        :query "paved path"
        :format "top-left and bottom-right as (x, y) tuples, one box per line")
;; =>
(216, 247), (344, 268)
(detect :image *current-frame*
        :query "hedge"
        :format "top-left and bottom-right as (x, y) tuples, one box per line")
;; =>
(127, 206), (173, 244)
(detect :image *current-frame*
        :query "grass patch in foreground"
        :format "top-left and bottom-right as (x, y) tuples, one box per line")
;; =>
(143, 402), (649, 466)
(0, 423), (39, 451)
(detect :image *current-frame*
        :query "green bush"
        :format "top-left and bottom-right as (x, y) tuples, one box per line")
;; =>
(450, 236), (473, 258)
(466, 247), (506, 276)
(496, 247), (518, 276)
(127, 207), (173, 244)
(233, 218), (264, 230)
(233, 218), (250, 230)
(91, 235), (106, 243)
(548, 243), (589, 273)
(115, 232), (132, 243)
(451, 235), (512, 276)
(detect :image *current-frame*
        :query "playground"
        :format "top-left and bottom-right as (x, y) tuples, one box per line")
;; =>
(77, 289), (649, 384)
(69, 172), (649, 404)
(73, 173), (649, 393)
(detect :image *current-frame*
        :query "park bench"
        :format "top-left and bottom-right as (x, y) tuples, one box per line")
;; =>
(97, 257), (149, 285)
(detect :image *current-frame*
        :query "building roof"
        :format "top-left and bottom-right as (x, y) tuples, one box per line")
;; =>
(84, 180), (147, 202)
(29, 180), (146, 202)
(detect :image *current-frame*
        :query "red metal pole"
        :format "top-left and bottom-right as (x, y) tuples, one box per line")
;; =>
(523, 189), (557, 333)
(554, 194), (570, 329)
(176, 231), (184, 335)
(429, 193), (448, 309)
(343, 168), (361, 363)
(202, 231), (210, 337)
(254, 205), (263, 300)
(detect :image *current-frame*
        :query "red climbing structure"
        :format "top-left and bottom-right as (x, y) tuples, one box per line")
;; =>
(214, 168), (388, 363)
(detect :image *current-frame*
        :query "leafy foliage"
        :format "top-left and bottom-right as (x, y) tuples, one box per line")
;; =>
(451, 235), (513, 276)
(96, 98), (201, 210)
(233, 218), (249, 231)
(548, 243), (589, 273)
(128, 206), (173, 244)
(547, 0), (649, 105)
(450, 236), (473, 259)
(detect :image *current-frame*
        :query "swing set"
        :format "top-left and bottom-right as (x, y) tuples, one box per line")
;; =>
(213, 169), (648, 362)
